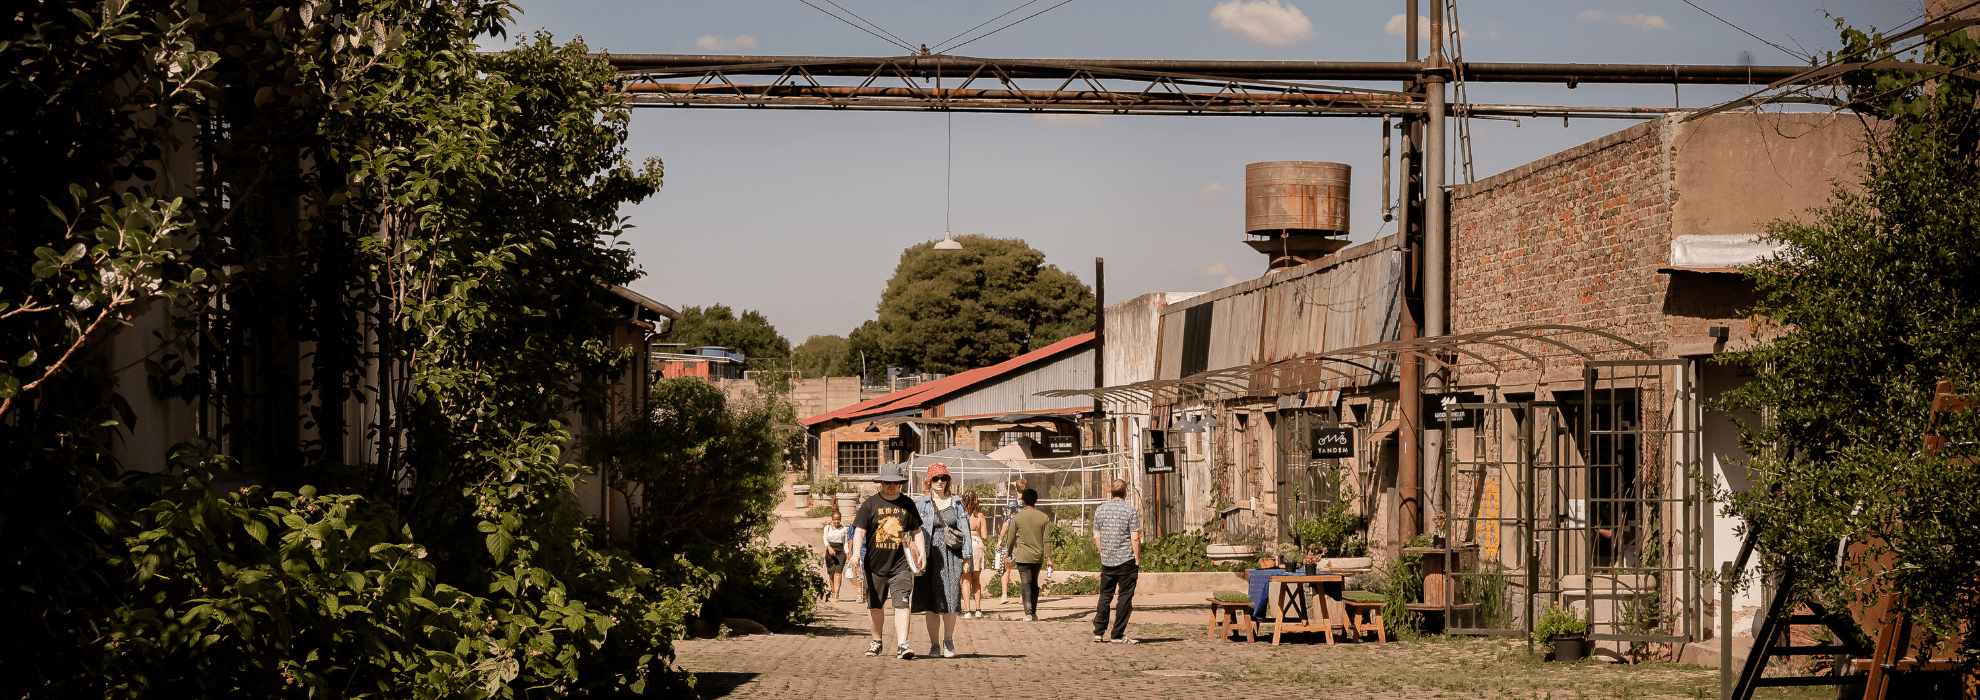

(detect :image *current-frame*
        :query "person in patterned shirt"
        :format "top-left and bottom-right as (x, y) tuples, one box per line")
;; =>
(1089, 478), (1142, 644)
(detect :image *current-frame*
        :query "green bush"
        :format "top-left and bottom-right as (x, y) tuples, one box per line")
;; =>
(805, 505), (837, 518)
(1534, 604), (1588, 653)
(1290, 501), (1357, 556)
(699, 542), (825, 630)
(1049, 522), (1101, 571)
(1140, 528), (1246, 573)
(1380, 534), (1433, 634)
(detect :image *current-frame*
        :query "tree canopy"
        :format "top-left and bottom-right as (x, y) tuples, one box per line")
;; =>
(859, 235), (1094, 375)
(1717, 18), (1980, 661)
(788, 334), (859, 379)
(665, 304), (791, 370)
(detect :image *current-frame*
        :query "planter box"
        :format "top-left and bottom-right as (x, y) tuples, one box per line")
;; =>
(1030, 570), (1251, 596)
(793, 493), (811, 508)
(1206, 545), (1258, 563)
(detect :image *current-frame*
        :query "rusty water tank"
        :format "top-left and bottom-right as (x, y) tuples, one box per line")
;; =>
(1245, 161), (1350, 234)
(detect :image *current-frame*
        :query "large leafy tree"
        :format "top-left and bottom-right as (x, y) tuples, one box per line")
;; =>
(862, 235), (1093, 374)
(1717, 17), (1980, 663)
(665, 304), (791, 371)
(0, 0), (700, 695)
(788, 334), (858, 379)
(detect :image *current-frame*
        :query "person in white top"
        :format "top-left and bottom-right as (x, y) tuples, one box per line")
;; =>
(822, 510), (850, 602)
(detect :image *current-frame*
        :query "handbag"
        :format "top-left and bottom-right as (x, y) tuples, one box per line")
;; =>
(938, 505), (965, 552)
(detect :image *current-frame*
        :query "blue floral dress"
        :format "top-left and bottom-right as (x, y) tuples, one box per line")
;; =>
(910, 494), (971, 614)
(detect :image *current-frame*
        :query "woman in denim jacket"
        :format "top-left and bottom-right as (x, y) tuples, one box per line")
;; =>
(911, 463), (971, 658)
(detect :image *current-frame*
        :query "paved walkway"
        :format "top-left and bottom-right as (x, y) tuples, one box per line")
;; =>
(678, 592), (1730, 700)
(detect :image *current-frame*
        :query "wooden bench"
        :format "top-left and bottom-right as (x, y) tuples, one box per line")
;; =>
(1207, 598), (1256, 643)
(1342, 601), (1388, 643)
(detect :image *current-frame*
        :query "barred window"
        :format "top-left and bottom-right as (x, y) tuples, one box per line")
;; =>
(921, 425), (954, 454)
(837, 441), (879, 474)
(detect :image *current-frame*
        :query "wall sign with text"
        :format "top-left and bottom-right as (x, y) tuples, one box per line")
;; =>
(1143, 450), (1177, 474)
(1310, 426), (1355, 459)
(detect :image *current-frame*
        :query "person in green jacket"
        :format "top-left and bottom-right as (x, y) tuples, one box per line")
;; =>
(997, 488), (1052, 621)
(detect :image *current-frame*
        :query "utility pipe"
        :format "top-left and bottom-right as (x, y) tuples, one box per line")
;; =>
(1397, 0), (1422, 543)
(603, 54), (1814, 84)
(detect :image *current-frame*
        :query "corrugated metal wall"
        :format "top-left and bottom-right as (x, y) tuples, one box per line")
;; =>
(940, 348), (1096, 417)
(1156, 234), (1404, 394)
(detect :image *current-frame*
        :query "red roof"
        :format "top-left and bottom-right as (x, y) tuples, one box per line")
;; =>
(800, 332), (1096, 427)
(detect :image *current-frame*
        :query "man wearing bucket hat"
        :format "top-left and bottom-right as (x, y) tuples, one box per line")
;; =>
(850, 462), (926, 659)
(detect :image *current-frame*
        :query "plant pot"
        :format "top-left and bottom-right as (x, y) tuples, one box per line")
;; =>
(792, 484), (811, 495)
(835, 494), (858, 512)
(1551, 634), (1588, 663)
(793, 493), (811, 508)
(1432, 535), (1448, 549)
(1206, 545), (1258, 563)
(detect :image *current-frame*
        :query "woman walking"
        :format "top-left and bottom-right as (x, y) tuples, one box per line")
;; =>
(998, 488), (1052, 621)
(912, 463), (971, 658)
(960, 492), (989, 618)
(821, 510), (851, 602)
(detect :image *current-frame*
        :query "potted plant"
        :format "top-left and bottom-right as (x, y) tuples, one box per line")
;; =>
(1535, 604), (1590, 663)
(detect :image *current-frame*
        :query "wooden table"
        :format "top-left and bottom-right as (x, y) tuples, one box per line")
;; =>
(1268, 574), (1348, 645)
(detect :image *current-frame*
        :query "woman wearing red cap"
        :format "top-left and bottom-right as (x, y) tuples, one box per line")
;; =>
(911, 463), (971, 658)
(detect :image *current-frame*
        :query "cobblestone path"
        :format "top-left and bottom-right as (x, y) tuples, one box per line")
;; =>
(675, 594), (1734, 700)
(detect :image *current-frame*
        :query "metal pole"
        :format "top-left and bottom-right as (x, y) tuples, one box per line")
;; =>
(1094, 257), (1106, 429)
(1425, 1), (1448, 339)
(1397, 0), (1423, 544)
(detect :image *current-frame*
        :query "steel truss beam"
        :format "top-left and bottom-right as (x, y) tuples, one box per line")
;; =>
(607, 54), (1824, 118)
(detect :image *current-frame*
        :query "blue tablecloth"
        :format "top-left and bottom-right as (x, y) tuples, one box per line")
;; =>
(1247, 568), (1306, 619)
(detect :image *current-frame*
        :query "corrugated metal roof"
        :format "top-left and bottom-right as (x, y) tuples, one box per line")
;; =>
(800, 332), (1097, 427)
(607, 285), (680, 320)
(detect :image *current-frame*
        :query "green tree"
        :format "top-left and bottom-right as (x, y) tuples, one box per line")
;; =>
(1716, 18), (1980, 663)
(666, 304), (792, 371)
(866, 235), (1094, 374)
(789, 334), (858, 378)
(1, 0), (691, 694)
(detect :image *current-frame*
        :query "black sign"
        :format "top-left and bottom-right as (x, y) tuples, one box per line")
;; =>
(1046, 435), (1078, 456)
(1310, 426), (1355, 459)
(886, 437), (905, 453)
(1421, 392), (1483, 429)
(1143, 450), (1177, 474)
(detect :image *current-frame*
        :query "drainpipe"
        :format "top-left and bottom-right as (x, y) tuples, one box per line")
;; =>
(1396, 0), (1423, 543)
(1418, 0), (1450, 535)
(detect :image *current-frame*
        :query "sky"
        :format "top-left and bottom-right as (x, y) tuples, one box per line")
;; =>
(491, 0), (1922, 345)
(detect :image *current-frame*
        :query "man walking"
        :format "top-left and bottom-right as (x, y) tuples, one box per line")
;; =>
(1090, 478), (1142, 644)
(850, 463), (926, 659)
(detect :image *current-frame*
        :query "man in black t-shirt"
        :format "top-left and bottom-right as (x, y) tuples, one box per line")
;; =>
(851, 462), (925, 659)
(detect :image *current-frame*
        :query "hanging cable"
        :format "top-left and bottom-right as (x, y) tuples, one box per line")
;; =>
(933, 0), (1045, 53)
(942, 0), (1075, 55)
(797, 0), (915, 53)
(1677, 0), (1810, 62)
(821, 0), (917, 50)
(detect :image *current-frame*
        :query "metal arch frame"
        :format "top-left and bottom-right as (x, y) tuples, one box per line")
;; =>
(1034, 323), (1655, 403)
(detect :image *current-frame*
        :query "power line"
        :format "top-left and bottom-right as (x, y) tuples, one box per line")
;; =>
(942, 0), (1075, 55)
(797, 0), (915, 53)
(933, 0), (1044, 53)
(821, 0), (916, 50)
(1677, 0), (1809, 62)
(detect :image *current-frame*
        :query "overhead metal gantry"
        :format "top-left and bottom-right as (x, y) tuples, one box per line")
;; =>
(603, 53), (1826, 119)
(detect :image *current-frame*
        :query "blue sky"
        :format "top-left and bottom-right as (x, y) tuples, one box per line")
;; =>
(493, 0), (1919, 344)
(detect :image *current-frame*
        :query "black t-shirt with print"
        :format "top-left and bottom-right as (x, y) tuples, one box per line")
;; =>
(853, 492), (924, 576)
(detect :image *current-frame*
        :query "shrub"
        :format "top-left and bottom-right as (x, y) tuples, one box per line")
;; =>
(1379, 534), (1433, 634)
(806, 505), (837, 518)
(1049, 522), (1101, 571)
(1534, 604), (1589, 653)
(699, 542), (826, 630)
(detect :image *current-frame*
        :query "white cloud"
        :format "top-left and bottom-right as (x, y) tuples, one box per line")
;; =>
(1578, 10), (1605, 20)
(1201, 182), (1226, 195)
(695, 35), (759, 51)
(1211, 0), (1315, 47)
(1031, 113), (1103, 127)
(1384, 14), (1469, 41)
(1223, 275), (1241, 287)
(1199, 262), (1228, 276)
(1617, 13), (1670, 31)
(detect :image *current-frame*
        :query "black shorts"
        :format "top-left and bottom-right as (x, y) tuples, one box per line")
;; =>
(865, 566), (914, 610)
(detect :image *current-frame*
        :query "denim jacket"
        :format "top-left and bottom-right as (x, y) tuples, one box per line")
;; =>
(912, 494), (972, 561)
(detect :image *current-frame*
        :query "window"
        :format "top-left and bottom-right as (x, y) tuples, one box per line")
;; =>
(921, 425), (953, 454)
(837, 441), (879, 474)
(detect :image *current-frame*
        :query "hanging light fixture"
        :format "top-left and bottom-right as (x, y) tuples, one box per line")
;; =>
(1201, 414), (1221, 430)
(932, 107), (964, 251)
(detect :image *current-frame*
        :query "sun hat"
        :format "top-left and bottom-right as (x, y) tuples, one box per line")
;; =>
(876, 462), (910, 483)
(923, 462), (950, 486)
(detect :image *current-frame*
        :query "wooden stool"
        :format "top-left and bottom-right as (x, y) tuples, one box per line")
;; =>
(1343, 601), (1388, 643)
(1207, 599), (1256, 642)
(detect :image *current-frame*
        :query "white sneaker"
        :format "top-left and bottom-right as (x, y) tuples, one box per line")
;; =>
(1022, 614), (1035, 622)
(941, 638), (957, 658)
(1110, 637), (1140, 644)
(1092, 634), (1108, 643)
